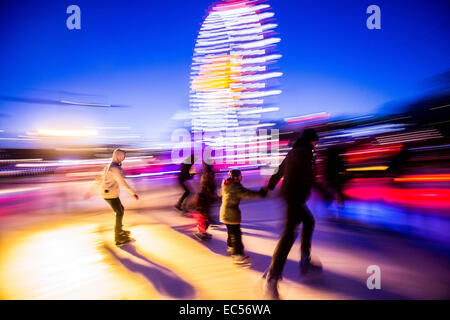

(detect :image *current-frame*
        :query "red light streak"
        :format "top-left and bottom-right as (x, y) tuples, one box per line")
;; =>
(344, 186), (450, 209)
(286, 113), (330, 123)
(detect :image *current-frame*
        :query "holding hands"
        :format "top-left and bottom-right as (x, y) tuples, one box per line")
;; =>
(259, 186), (270, 198)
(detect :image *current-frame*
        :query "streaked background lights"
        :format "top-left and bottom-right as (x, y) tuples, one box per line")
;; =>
(190, 0), (282, 149)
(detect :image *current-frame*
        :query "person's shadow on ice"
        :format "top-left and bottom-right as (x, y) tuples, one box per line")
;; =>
(104, 244), (196, 299)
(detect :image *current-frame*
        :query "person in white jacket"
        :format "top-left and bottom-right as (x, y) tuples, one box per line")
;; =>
(91, 148), (139, 245)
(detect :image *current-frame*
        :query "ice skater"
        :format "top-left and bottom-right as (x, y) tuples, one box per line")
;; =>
(263, 129), (322, 299)
(175, 154), (196, 214)
(325, 145), (347, 212)
(86, 148), (139, 246)
(192, 162), (217, 241)
(220, 169), (268, 266)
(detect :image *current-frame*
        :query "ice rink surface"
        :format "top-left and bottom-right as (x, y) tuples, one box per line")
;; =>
(1, 175), (449, 299)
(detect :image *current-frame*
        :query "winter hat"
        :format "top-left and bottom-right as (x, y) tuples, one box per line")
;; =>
(111, 149), (126, 165)
(228, 169), (242, 179)
(293, 129), (319, 148)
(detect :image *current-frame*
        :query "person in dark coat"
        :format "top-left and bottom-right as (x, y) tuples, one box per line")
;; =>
(325, 145), (347, 210)
(192, 162), (217, 240)
(220, 169), (267, 265)
(263, 128), (322, 299)
(175, 154), (195, 212)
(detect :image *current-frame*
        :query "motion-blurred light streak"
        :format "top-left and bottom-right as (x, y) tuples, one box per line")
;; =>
(27, 129), (99, 137)
(394, 174), (450, 182)
(0, 187), (41, 195)
(190, 0), (282, 156)
(285, 112), (330, 123)
(346, 166), (389, 172)
(60, 100), (112, 107)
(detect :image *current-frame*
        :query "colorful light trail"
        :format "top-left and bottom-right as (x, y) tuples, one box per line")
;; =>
(189, 0), (282, 149)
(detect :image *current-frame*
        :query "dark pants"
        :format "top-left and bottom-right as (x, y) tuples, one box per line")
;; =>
(268, 201), (315, 280)
(176, 180), (191, 208)
(226, 224), (244, 255)
(105, 197), (125, 239)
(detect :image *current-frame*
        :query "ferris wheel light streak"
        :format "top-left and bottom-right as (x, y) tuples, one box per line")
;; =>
(190, 0), (282, 154)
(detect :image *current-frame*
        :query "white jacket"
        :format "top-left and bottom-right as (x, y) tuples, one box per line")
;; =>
(100, 149), (135, 199)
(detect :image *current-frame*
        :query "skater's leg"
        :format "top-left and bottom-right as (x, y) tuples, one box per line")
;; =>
(105, 198), (126, 241)
(197, 212), (208, 234)
(234, 225), (244, 255)
(203, 206), (211, 234)
(115, 199), (125, 235)
(267, 202), (301, 280)
(226, 226), (232, 248)
(226, 224), (244, 255)
(299, 204), (321, 275)
(226, 224), (236, 253)
(202, 213), (209, 234)
(299, 204), (315, 262)
(180, 181), (191, 205)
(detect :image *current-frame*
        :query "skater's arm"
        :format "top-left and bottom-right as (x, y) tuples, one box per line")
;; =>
(111, 166), (136, 197)
(268, 155), (287, 190)
(235, 183), (264, 199)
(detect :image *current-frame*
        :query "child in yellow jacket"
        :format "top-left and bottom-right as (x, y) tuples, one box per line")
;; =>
(220, 169), (268, 265)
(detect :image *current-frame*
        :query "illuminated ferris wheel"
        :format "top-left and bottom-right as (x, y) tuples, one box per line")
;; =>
(189, 0), (282, 145)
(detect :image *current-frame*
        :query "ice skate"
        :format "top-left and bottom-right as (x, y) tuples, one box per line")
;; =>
(115, 231), (135, 247)
(300, 258), (323, 277)
(262, 268), (283, 281)
(226, 246), (233, 256)
(193, 232), (211, 242)
(263, 278), (280, 300)
(174, 204), (183, 212)
(116, 230), (131, 238)
(203, 232), (212, 239)
(121, 230), (131, 236)
(181, 209), (191, 217)
(115, 237), (135, 247)
(232, 254), (251, 267)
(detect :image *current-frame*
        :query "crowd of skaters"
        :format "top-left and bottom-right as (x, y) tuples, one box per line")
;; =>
(89, 128), (346, 299)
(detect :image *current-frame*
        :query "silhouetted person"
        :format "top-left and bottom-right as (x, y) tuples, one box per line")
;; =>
(263, 129), (322, 299)
(326, 146), (347, 210)
(175, 154), (195, 213)
(386, 147), (410, 176)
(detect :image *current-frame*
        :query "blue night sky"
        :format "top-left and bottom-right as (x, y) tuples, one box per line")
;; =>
(0, 0), (449, 147)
